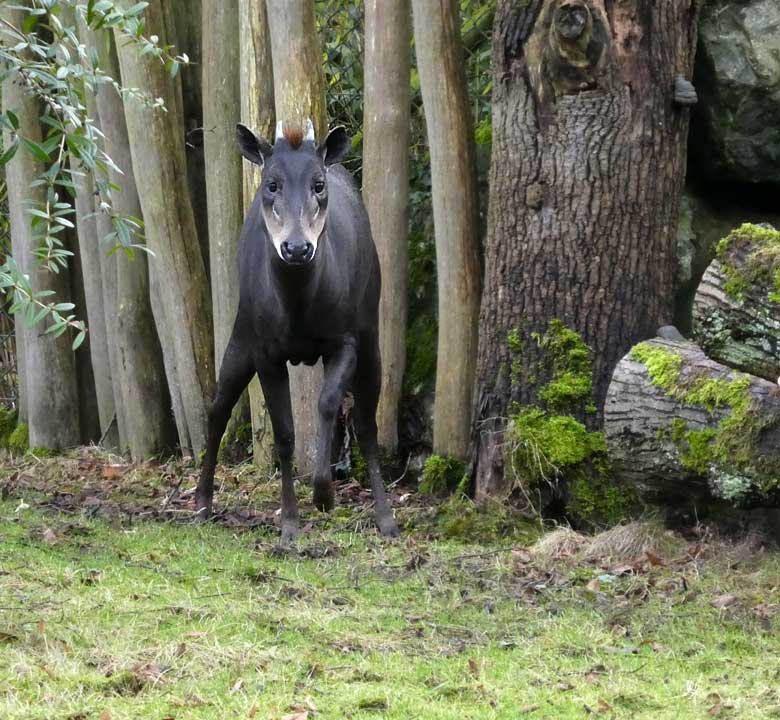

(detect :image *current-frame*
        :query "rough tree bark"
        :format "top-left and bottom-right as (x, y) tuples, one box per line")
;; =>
(116, 0), (214, 456)
(88, 28), (174, 460)
(412, 0), (483, 460)
(472, 0), (702, 501)
(604, 337), (780, 507)
(266, 0), (328, 474)
(1, 5), (80, 448)
(240, 0), (275, 467)
(363, 0), (411, 453)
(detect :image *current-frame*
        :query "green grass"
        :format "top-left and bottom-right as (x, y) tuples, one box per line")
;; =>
(2, 458), (780, 718)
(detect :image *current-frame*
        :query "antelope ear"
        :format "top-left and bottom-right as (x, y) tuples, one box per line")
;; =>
(236, 123), (273, 166)
(318, 126), (350, 166)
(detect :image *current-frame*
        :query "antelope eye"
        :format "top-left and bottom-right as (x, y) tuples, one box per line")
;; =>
(314, 180), (325, 194)
(267, 180), (278, 193)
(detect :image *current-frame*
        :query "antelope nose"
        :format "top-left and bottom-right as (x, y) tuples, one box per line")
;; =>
(281, 239), (312, 264)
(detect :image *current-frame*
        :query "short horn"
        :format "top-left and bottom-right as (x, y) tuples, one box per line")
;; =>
(275, 120), (284, 141)
(304, 118), (315, 143)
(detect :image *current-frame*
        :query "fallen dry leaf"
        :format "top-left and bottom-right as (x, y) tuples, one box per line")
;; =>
(101, 465), (126, 479)
(645, 550), (665, 567)
(231, 678), (244, 693)
(42, 527), (58, 544)
(596, 698), (613, 714)
(468, 658), (479, 678)
(586, 577), (601, 593)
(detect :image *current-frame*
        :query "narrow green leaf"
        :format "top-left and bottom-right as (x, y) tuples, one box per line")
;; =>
(21, 137), (50, 163)
(72, 330), (87, 351)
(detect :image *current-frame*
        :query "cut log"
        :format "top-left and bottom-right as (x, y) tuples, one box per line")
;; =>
(693, 224), (780, 383)
(604, 337), (780, 509)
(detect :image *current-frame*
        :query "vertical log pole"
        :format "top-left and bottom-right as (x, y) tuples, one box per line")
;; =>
(363, 0), (411, 453)
(240, 0), (276, 468)
(412, 0), (483, 459)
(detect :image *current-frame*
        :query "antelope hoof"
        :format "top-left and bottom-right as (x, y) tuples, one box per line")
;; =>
(377, 512), (400, 539)
(280, 520), (300, 546)
(194, 492), (212, 521)
(313, 479), (335, 512)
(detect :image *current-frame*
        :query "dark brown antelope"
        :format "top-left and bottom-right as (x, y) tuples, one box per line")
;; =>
(196, 119), (399, 544)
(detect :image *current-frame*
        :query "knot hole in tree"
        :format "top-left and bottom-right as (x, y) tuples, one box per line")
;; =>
(554, 1), (591, 41)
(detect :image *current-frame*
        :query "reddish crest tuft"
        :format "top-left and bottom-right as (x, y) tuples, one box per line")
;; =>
(283, 125), (304, 149)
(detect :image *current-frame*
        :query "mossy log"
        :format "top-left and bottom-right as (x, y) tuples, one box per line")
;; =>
(693, 224), (780, 383)
(604, 337), (780, 509)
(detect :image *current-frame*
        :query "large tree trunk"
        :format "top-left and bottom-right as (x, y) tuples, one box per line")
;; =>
(88, 27), (174, 460)
(472, 0), (702, 500)
(412, 0), (482, 460)
(240, 0), (276, 468)
(1, 6), (80, 449)
(266, 0), (328, 475)
(115, 0), (214, 456)
(363, 0), (411, 454)
(604, 337), (780, 509)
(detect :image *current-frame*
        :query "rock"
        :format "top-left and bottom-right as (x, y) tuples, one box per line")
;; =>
(693, 223), (780, 381)
(604, 337), (780, 511)
(657, 326), (686, 342)
(690, 0), (780, 184)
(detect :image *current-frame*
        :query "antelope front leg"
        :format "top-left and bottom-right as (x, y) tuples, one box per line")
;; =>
(257, 363), (299, 545)
(312, 344), (357, 512)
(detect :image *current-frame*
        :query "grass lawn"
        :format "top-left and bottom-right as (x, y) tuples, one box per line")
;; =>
(1, 450), (780, 719)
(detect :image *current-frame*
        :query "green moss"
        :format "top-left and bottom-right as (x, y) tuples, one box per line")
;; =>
(716, 223), (780, 302)
(678, 428), (718, 474)
(630, 343), (683, 392)
(419, 454), (465, 496)
(218, 421), (253, 465)
(505, 321), (627, 527)
(535, 320), (594, 412)
(350, 442), (369, 486)
(0, 407), (17, 448)
(7, 423), (29, 454)
(568, 474), (630, 527)
(507, 328), (523, 354)
(508, 408), (600, 478)
(436, 494), (539, 544)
